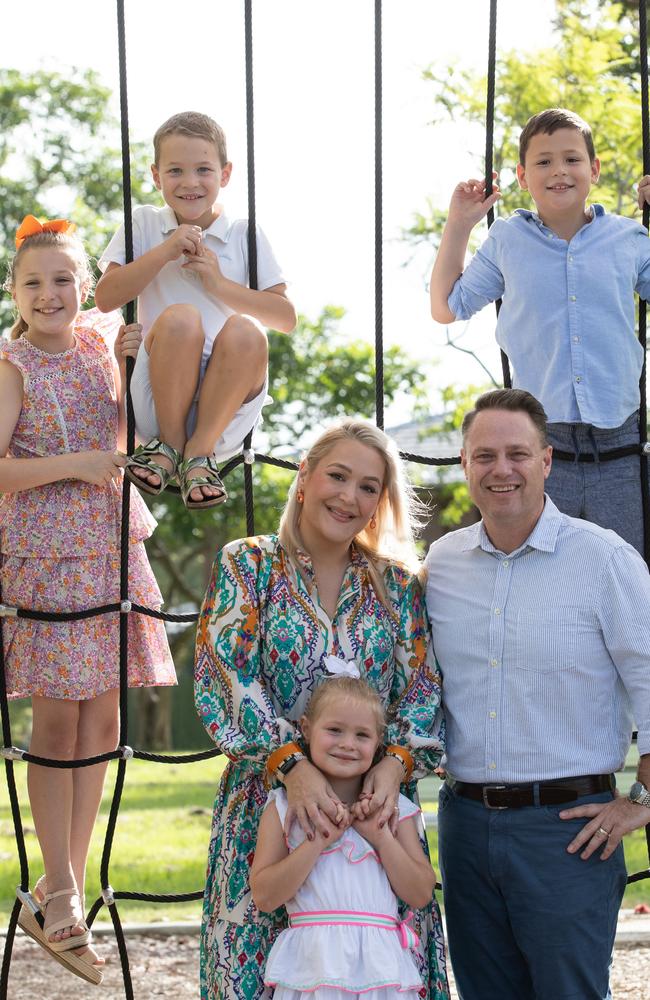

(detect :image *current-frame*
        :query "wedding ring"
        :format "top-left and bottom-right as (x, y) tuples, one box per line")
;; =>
(597, 826), (610, 837)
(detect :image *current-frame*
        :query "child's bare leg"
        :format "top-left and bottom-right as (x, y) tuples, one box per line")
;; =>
(132, 304), (204, 489)
(183, 316), (268, 503)
(28, 696), (85, 944)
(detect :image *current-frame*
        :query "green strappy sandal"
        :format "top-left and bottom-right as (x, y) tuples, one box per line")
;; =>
(124, 438), (181, 496)
(178, 455), (228, 510)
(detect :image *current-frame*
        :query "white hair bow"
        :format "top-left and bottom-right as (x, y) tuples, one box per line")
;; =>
(324, 655), (360, 679)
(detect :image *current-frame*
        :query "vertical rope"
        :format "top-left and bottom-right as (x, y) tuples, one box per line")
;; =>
(243, 0), (257, 536)
(374, 0), (384, 430)
(484, 0), (510, 388)
(638, 0), (650, 567)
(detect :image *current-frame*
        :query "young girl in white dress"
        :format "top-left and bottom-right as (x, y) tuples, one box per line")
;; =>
(250, 666), (436, 1000)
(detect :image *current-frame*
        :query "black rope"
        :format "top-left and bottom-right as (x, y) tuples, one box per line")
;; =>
(374, 0), (384, 430)
(484, 0), (510, 390)
(243, 0), (257, 536)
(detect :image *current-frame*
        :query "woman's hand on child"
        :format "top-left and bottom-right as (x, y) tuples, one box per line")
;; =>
(163, 224), (203, 262)
(70, 450), (126, 485)
(283, 759), (347, 841)
(448, 172), (501, 231)
(637, 175), (650, 209)
(353, 756), (404, 834)
(114, 323), (143, 364)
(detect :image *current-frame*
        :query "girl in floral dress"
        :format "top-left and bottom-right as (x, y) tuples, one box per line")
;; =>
(252, 671), (437, 1000)
(0, 217), (175, 985)
(195, 419), (449, 1000)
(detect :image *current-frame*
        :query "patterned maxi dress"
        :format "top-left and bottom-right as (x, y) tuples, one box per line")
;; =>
(194, 535), (449, 1000)
(0, 317), (175, 698)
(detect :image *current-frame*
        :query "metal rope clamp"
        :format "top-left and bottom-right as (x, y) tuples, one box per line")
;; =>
(102, 885), (116, 907)
(1, 747), (25, 762)
(642, 442), (650, 456)
(121, 745), (134, 760)
(0, 604), (18, 618)
(16, 886), (41, 916)
(243, 448), (255, 465)
(120, 600), (132, 613)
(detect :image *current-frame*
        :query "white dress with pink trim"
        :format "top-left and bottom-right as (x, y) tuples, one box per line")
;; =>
(263, 788), (424, 999)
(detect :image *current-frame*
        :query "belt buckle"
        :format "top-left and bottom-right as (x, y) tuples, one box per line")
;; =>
(482, 785), (508, 809)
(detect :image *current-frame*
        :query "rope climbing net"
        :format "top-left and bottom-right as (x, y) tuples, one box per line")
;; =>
(1, 2), (650, 998)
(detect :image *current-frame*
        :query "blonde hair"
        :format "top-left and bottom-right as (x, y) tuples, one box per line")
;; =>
(3, 230), (93, 340)
(278, 419), (426, 603)
(303, 676), (386, 741)
(153, 111), (228, 167)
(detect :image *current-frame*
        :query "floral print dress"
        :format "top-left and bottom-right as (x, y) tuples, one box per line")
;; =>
(0, 316), (175, 699)
(194, 535), (449, 1000)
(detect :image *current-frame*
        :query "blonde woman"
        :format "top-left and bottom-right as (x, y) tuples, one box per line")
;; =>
(194, 419), (448, 1000)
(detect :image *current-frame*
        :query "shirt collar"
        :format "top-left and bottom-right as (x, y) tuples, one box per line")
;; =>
(461, 495), (563, 557)
(514, 203), (605, 229)
(159, 205), (232, 241)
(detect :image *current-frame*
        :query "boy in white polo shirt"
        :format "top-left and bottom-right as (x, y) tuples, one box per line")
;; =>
(96, 111), (296, 509)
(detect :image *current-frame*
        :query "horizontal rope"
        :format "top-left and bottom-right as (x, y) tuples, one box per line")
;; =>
(1, 744), (222, 769)
(0, 601), (198, 625)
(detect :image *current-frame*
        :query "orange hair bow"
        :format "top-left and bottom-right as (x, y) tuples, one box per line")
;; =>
(15, 215), (76, 249)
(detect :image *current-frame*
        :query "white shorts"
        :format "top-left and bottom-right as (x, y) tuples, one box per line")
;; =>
(130, 343), (269, 463)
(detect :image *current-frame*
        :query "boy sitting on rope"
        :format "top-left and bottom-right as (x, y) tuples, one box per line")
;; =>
(95, 111), (296, 510)
(429, 107), (650, 555)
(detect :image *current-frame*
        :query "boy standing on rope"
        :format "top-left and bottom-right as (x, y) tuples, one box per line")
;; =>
(95, 111), (296, 510)
(429, 107), (650, 555)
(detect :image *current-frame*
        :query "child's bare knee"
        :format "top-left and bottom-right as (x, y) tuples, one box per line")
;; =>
(217, 316), (268, 362)
(153, 304), (205, 347)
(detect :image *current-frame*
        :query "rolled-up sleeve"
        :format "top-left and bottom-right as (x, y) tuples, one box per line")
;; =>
(194, 538), (297, 772)
(384, 568), (446, 779)
(448, 224), (506, 321)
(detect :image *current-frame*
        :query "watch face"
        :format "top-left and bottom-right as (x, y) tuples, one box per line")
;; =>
(630, 781), (649, 802)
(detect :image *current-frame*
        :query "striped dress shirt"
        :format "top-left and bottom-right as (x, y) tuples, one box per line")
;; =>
(424, 497), (650, 783)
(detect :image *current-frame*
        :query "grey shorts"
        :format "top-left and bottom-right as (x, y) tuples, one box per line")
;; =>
(130, 344), (269, 463)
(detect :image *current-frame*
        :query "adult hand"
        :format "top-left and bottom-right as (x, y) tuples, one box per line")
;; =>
(70, 450), (125, 486)
(447, 172), (501, 231)
(637, 174), (650, 209)
(283, 759), (346, 841)
(352, 756), (404, 835)
(114, 323), (142, 364)
(561, 794), (650, 861)
(164, 224), (203, 262)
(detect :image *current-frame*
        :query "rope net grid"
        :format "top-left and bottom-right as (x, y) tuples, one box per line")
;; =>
(1, 1), (650, 997)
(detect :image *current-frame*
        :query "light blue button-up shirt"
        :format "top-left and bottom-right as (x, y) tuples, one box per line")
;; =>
(448, 206), (650, 427)
(424, 497), (650, 783)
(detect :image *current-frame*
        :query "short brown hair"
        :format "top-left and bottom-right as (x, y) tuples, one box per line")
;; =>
(153, 111), (228, 167)
(462, 389), (549, 448)
(519, 108), (596, 165)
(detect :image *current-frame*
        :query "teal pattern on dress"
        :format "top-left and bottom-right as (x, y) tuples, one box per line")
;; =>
(194, 535), (449, 999)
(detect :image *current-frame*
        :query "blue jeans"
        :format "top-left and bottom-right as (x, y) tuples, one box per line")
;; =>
(546, 411), (648, 556)
(438, 783), (627, 1000)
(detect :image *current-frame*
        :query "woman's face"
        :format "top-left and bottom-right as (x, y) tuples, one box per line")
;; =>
(299, 439), (385, 550)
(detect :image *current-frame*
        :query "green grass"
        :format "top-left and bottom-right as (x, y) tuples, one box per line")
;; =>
(2, 757), (649, 928)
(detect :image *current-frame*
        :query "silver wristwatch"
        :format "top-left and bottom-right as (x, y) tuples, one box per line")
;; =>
(628, 781), (650, 808)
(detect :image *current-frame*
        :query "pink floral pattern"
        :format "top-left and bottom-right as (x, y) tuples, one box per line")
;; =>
(0, 314), (175, 699)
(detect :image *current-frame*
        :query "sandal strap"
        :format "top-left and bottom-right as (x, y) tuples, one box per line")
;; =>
(43, 889), (89, 938)
(179, 454), (221, 477)
(178, 455), (225, 507)
(44, 887), (80, 903)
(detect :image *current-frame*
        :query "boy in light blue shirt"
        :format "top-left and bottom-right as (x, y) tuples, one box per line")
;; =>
(430, 107), (650, 554)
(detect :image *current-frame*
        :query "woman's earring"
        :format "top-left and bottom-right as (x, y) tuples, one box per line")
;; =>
(369, 515), (377, 530)
(297, 488), (304, 504)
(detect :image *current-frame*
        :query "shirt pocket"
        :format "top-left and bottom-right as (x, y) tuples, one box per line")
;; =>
(514, 608), (578, 673)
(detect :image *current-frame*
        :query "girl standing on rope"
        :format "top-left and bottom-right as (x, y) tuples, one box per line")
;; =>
(194, 419), (449, 1000)
(0, 217), (176, 985)
(251, 670), (435, 1000)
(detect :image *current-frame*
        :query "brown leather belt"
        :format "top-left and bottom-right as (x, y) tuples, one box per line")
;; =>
(447, 774), (615, 810)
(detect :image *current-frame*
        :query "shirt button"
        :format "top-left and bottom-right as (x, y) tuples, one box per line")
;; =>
(575, 376), (582, 383)
(570, 295), (576, 301)
(489, 762), (497, 770)
(502, 560), (510, 568)
(573, 336), (579, 343)
(569, 255), (574, 262)
(491, 658), (499, 667)
(489, 711), (497, 719)
(494, 608), (501, 615)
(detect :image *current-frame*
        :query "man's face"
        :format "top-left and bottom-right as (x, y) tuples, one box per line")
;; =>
(461, 408), (552, 545)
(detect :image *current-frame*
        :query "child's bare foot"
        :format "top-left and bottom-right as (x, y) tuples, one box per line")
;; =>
(124, 438), (180, 496)
(179, 454), (227, 509)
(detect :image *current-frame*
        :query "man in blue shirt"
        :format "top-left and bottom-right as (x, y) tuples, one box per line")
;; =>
(425, 387), (650, 1000)
(429, 107), (650, 555)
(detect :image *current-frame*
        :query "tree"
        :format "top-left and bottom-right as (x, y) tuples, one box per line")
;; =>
(0, 66), (158, 329)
